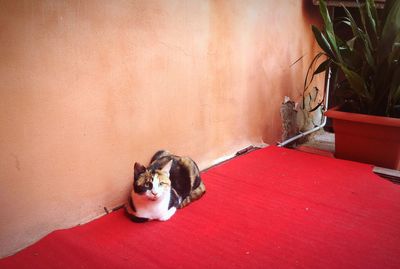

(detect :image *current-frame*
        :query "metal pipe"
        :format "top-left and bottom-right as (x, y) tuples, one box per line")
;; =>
(278, 67), (331, 147)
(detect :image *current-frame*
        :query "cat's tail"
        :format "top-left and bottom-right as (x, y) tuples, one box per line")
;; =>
(179, 180), (206, 209)
(150, 150), (171, 164)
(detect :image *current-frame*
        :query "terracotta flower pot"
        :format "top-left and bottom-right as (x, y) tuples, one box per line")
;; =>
(325, 107), (400, 170)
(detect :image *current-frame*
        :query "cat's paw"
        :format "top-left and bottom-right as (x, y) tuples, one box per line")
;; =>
(158, 207), (177, 221)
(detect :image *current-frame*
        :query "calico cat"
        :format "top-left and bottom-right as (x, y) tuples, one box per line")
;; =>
(125, 150), (206, 222)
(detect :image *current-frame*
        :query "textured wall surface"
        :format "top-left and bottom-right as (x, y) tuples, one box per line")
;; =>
(0, 0), (322, 257)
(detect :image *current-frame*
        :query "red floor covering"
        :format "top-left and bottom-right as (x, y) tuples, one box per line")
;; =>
(1, 146), (400, 269)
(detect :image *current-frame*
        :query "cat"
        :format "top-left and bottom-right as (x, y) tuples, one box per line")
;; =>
(125, 150), (206, 222)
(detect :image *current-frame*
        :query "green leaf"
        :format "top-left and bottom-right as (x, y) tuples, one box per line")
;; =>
(343, 5), (375, 68)
(314, 59), (331, 75)
(319, 0), (342, 62)
(359, 0), (377, 50)
(379, 0), (400, 63)
(304, 52), (326, 92)
(381, 0), (397, 25)
(389, 65), (400, 105)
(338, 64), (369, 100)
(366, 0), (378, 35)
(312, 25), (334, 58)
(392, 85), (400, 105)
(308, 0), (400, 117)
(335, 35), (351, 54)
(342, 6), (362, 36)
(318, 0), (334, 36)
(346, 36), (357, 50)
(389, 39), (400, 64)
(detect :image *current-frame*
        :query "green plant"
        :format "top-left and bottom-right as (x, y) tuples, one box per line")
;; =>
(305, 0), (400, 118)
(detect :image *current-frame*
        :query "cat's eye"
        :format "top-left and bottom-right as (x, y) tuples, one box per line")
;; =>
(144, 182), (152, 188)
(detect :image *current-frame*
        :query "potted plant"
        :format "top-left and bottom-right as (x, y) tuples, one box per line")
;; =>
(305, 0), (400, 169)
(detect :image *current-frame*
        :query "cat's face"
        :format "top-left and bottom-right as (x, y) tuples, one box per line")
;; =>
(133, 161), (172, 201)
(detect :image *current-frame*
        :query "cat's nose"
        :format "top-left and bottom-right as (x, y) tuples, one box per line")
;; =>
(151, 191), (158, 196)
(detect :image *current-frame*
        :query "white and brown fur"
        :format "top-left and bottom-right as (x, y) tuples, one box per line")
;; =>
(125, 150), (206, 222)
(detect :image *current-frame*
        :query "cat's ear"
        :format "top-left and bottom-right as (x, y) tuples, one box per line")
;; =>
(161, 160), (173, 175)
(134, 162), (146, 180)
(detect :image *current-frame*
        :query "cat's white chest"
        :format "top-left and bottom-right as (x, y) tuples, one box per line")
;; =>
(131, 191), (176, 221)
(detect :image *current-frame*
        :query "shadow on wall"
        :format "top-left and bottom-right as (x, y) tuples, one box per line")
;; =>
(257, 0), (323, 144)
(302, 0), (322, 26)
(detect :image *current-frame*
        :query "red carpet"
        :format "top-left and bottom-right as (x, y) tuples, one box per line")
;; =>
(1, 146), (400, 269)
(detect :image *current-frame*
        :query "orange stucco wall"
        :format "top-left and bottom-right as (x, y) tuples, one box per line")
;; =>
(0, 0), (322, 257)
